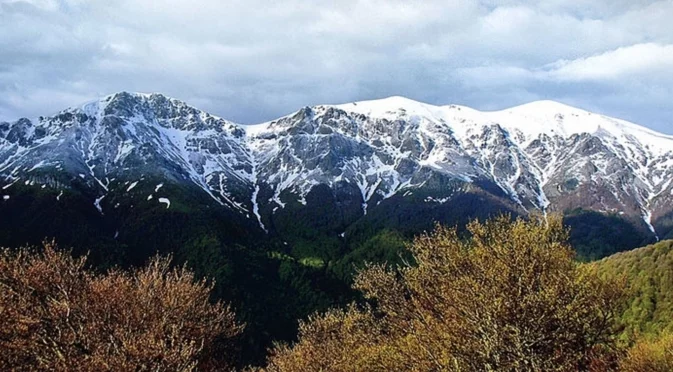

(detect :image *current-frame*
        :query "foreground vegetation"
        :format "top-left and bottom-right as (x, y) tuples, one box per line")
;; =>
(1, 185), (651, 364)
(0, 243), (242, 371)
(1, 217), (672, 370)
(265, 216), (627, 371)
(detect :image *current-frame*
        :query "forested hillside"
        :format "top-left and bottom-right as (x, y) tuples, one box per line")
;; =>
(3, 217), (673, 370)
(595, 240), (673, 340)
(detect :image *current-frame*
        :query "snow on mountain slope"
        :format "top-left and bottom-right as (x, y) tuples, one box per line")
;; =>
(1, 92), (672, 239)
(0, 92), (254, 213)
(495, 100), (673, 152)
(246, 96), (673, 237)
(336, 97), (673, 153)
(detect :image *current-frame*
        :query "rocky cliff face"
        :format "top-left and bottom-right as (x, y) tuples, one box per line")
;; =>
(1, 92), (671, 248)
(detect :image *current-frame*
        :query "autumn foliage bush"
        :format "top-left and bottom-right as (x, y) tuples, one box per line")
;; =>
(265, 215), (627, 371)
(620, 332), (673, 372)
(0, 242), (242, 371)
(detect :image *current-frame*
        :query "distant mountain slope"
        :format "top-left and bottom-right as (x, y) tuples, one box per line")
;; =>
(0, 92), (671, 259)
(594, 240), (673, 339)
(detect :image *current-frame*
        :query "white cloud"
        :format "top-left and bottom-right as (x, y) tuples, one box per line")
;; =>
(0, 0), (671, 134)
(548, 43), (673, 81)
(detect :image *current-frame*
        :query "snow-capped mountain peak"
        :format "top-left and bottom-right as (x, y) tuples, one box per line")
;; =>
(324, 97), (673, 154)
(1, 92), (672, 240)
(334, 96), (445, 118)
(241, 96), (673, 237)
(75, 92), (242, 134)
(490, 100), (673, 153)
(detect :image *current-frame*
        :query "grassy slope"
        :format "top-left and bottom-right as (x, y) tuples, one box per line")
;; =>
(594, 240), (673, 341)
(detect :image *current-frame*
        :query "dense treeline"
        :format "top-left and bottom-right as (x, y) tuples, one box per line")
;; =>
(564, 209), (656, 260)
(0, 184), (652, 366)
(594, 240), (673, 371)
(594, 240), (673, 339)
(2, 217), (672, 370)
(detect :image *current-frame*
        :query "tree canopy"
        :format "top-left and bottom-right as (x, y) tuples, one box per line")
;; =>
(265, 215), (627, 371)
(0, 242), (242, 371)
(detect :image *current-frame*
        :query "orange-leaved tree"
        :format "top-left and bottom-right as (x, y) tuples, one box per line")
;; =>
(0, 242), (243, 371)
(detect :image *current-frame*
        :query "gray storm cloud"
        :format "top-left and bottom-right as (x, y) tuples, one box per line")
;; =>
(0, 0), (671, 133)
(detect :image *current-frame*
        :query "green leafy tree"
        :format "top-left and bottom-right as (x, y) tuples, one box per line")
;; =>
(265, 215), (627, 371)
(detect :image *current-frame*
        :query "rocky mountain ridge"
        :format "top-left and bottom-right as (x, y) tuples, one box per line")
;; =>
(1, 92), (672, 244)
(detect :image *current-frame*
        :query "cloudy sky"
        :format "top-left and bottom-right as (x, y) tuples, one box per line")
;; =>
(1, 0), (672, 133)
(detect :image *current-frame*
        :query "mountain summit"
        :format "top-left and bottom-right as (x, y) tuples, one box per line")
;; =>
(1, 92), (671, 256)
(247, 95), (673, 237)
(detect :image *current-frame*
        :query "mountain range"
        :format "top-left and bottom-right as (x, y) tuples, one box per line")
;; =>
(1, 92), (672, 261)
